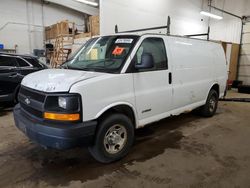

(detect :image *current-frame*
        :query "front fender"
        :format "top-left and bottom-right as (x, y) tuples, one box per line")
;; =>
(94, 102), (139, 127)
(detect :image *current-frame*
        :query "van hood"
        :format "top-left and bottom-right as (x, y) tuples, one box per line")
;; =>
(22, 69), (106, 92)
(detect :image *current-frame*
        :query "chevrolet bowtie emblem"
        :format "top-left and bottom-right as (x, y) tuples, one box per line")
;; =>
(25, 98), (31, 105)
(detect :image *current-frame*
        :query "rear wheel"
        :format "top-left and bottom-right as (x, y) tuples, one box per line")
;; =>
(199, 89), (219, 117)
(88, 113), (134, 163)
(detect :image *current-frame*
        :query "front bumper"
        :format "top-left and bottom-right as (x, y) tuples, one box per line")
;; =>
(13, 104), (97, 149)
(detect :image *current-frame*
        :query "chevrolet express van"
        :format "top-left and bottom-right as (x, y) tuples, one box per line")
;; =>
(14, 34), (227, 163)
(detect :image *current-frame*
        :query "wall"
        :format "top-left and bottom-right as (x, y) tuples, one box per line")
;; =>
(0, 0), (85, 54)
(100, 0), (209, 37)
(100, 0), (249, 44)
(209, 15), (242, 43)
(208, 0), (246, 43)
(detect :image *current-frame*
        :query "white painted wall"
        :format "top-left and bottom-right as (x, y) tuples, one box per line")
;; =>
(1, 0), (248, 55)
(209, 15), (242, 44)
(0, 0), (86, 54)
(100, 0), (249, 44)
(208, 0), (245, 44)
(100, 0), (209, 37)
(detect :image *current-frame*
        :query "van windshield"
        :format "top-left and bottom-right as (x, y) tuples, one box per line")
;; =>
(64, 35), (138, 73)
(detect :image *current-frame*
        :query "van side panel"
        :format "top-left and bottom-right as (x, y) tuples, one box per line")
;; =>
(166, 37), (226, 110)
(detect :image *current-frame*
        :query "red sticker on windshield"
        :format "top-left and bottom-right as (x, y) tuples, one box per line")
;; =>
(112, 46), (125, 55)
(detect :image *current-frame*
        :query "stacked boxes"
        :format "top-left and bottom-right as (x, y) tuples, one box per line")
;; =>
(45, 20), (75, 40)
(90, 16), (100, 36)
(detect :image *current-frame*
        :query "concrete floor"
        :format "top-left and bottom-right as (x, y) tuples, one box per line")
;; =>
(0, 91), (250, 188)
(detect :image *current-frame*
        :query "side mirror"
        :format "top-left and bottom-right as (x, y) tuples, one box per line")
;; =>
(135, 53), (154, 70)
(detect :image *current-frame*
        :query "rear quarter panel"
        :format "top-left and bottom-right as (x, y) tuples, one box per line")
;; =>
(210, 42), (228, 98)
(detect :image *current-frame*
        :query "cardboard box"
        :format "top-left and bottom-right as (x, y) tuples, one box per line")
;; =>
(75, 32), (92, 39)
(45, 20), (75, 40)
(90, 16), (100, 36)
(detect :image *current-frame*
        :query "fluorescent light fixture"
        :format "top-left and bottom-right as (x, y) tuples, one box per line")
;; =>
(200, 11), (223, 20)
(76, 0), (98, 6)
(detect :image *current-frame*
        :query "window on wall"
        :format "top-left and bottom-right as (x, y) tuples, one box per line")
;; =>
(134, 37), (168, 71)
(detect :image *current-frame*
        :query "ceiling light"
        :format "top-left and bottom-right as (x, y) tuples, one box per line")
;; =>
(200, 11), (223, 20)
(76, 0), (98, 6)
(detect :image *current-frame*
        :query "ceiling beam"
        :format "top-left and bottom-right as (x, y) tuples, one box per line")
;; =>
(44, 0), (99, 15)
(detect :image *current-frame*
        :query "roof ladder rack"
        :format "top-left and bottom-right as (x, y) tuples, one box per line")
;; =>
(185, 26), (211, 41)
(115, 16), (171, 35)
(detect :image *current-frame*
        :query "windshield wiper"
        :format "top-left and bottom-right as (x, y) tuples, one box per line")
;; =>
(66, 65), (98, 72)
(66, 60), (118, 73)
(59, 64), (68, 69)
(85, 59), (117, 69)
(67, 66), (84, 71)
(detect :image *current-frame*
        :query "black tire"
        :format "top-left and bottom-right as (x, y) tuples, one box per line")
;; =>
(88, 113), (134, 163)
(199, 89), (219, 117)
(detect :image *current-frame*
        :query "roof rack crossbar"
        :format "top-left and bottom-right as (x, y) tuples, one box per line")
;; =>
(115, 25), (168, 34)
(115, 16), (171, 35)
(185, 33), (208, 37)
(185, 26), (210, 40)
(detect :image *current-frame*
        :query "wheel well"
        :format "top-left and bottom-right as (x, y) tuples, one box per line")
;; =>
(211, 84), (219, 95)
(97, 105), (136, 128)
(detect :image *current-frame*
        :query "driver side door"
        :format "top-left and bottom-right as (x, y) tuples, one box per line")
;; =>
(131, 37), (173, 126)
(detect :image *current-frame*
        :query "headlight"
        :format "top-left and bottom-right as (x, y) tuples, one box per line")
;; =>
(44, 94), (81, 122)
(44, 94), (81, 114)
(58, 97), (67, 109)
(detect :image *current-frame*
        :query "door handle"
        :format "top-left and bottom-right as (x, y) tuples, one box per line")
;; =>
(169, 72), (172, 84)
(8, 67), (15, 71)
(8, 73), (18, 78)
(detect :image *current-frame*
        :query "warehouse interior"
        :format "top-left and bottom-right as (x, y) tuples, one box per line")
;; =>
(0, 0), (250, 187)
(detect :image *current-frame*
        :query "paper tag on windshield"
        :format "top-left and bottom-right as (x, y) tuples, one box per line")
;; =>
(112, 46), (125, 55)
(115, 39), (133, 44)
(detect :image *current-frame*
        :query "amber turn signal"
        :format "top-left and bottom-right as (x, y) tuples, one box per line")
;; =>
(44, 112), (80, 121)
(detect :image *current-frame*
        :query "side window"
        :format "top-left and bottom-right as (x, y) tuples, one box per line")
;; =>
(16, 58), (30, 67)
(23, 58), (43, 68)
(135, 37), (168, 71)
(0, 56), (16, 67)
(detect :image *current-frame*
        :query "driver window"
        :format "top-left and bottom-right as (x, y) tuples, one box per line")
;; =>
(135, 37), (168, 70)
(136, 47), (144, 65)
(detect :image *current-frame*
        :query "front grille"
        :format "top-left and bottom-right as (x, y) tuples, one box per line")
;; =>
(19, 86), (46, 118)
(20, 102), (43, 118)
(19, 86), (46, 103)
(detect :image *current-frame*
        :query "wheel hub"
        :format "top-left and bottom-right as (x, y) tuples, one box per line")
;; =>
(104, 124), (127, 154)
(209, 97), (216, 112)
(107, 132), (122, 145)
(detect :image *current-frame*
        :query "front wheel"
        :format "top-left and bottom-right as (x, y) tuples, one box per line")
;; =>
(88, 113), (134, 163)
(199, 89), (219, 117)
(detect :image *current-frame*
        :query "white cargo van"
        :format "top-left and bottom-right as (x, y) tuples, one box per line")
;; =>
(14, 34), (227, 163)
